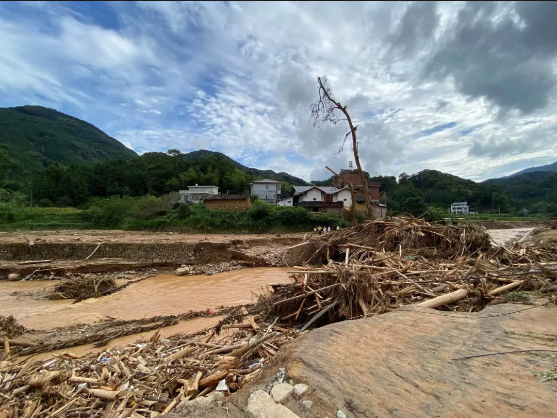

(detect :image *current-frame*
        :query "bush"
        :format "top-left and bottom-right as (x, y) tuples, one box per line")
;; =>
(247, 200), (272, 220)
(177, 203), (191, 219)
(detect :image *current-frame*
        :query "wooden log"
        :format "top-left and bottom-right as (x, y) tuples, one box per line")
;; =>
(84, 242), (103, 261)
(7, 340), (34, 348)
(418, 288), (469, 309)
(198, 370), (228, 389)
(488, 281), (524, 296)
(166, 346), (196, 362)
(242, 369), (261, 386)
(345, 247), (350, 265)
(17, 260), (52, 265)
(4, 338), (9, 357)
(87, 389), (121, 400)
(272, 283), (342, 306)
(215, 356), (240, 371)
(69, 375), (99, 384)
(358, 298), (369, 315)
(221, 324), (253, 329)
(241, 306), (259, 330)
(13, 385), (30, 395)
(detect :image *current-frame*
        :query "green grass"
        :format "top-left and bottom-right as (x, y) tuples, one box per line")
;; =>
(0, 198), (349, 233)
(0, 206), (87, 230)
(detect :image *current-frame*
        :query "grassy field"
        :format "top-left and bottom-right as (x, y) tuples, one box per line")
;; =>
(0, 206), (87, 230)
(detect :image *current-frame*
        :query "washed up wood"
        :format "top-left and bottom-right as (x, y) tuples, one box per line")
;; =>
(255, 217), (557, 327)
(0, 307), (296, 418)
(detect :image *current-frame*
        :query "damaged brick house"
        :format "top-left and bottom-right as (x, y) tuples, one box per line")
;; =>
(288, 168), (386, 218)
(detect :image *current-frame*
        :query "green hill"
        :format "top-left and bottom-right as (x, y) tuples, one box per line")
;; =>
(0, 105), (137, 181)
(506, 161), (557, 177)
(182, 150), (309, 186)
(484, 171), (557, 214)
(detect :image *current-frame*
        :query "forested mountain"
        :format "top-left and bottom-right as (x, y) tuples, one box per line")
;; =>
(506, 161), (557, 177)
(181, 150), (308, 186)
(484, 171), (557, 215)
(31, 150), (307, 207)
(0, 105), (137, 181)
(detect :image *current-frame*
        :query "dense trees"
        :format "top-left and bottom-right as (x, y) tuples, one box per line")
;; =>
(31, 152), (256, 207)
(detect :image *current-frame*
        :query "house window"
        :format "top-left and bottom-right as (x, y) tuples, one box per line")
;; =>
(313, 198), (316, 201)
(344, 198), (347, 201)
(287, 201), (291, 203)
(356, 195), (365, 204)
(341, 182), (345, 188)
(266, 185), (270, 190)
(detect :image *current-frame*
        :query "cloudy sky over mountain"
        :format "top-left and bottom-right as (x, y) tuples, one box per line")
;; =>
(1, 1), (557, 181)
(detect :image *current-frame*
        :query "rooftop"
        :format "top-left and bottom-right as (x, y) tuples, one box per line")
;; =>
(252, 179), (281, 184)
(204, 194), (249, 201)
(293, 185), (341, 195)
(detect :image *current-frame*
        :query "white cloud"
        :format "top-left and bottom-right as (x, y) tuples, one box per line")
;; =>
(0, 1), (556, 181)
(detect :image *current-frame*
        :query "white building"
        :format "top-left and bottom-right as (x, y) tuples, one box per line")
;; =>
(277, 198), (293, 206)
(450, 202), (470, 215)
(251, 179), (281, 204)
(179, 185), (219, 204)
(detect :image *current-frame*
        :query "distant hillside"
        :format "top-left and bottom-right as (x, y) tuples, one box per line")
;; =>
(0, 105), (137, 180)
(498, 161), (557, 179)
(483, 171), (557, 214)
(182, 150), (309, 185)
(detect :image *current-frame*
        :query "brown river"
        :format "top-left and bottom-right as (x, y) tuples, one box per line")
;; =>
(0, 267), (291, 330)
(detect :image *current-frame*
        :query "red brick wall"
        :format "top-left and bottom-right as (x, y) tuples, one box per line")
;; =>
(333, 171), (381, 201)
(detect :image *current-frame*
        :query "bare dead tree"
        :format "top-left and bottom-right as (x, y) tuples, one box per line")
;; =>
(311, 76), (374, 220)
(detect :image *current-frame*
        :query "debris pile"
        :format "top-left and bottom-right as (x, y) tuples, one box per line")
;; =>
(0, 309), (295, 417)
(257, 218), (557, 327)
(0, 316), (26, 339)
(48, 276), (117, 301)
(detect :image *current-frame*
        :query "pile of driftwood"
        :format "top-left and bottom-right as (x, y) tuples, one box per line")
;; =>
(48, 277), (117, 301)
(260, 218), (557, 327)
(0, 308), (294, 417)
(0, 317), (26, 340)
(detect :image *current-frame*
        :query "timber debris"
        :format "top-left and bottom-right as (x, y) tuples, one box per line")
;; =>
(258, 218), (557, 326)
(0, 308), (294, 417)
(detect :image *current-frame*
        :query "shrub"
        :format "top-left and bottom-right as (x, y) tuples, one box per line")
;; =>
(247, 200), (272, 220)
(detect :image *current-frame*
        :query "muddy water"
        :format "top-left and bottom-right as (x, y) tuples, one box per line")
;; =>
(0, 267), (291, 330)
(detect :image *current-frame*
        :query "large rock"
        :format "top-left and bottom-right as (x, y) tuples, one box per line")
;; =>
(293, 383), (308, 398)
(246, 390), (299, 418)
(8, 273), (20, 281)
(175, 267), (190, 276)
(285, 304), (557, 418)
(270, 383), (293, 404)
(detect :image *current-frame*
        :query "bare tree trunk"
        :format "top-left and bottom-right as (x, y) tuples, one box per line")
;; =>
(318, 78), (374, 220)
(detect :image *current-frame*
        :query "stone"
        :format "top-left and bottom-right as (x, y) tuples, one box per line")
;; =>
(337, 410), (347, 418)
(293, 383), (309, 398)
(246, 391), (300, 418)
(271, 383), (294, 404)
(175, 391), (224, 414)
(8, 273), (20, 281)
(301, 400), (313, 410)
(175, 267), (190, 276)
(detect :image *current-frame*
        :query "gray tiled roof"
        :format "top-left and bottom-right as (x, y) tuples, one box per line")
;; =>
(252, 179), (281, 183)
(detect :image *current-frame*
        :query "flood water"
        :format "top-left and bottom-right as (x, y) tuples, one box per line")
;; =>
(0, 267), (292, 330)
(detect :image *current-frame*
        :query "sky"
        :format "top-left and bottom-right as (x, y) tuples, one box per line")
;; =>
(1, 1), (557, 182)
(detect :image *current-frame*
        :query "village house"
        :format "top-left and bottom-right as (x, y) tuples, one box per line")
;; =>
(203, 194), (251, 211)
(179, 185), (219, 204)
(292, 185), (387, 217)
(250, 179), (281, 204)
